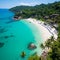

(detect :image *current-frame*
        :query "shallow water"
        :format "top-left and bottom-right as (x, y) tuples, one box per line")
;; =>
(0, 9), (43, 60)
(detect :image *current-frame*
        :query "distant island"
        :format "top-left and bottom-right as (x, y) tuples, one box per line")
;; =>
(10, 1), (60, 60)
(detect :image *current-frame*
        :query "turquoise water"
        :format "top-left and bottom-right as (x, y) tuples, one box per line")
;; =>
(0, 9), (43, 60)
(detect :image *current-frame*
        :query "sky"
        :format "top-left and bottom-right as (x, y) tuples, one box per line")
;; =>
(0, 0), (60, 8)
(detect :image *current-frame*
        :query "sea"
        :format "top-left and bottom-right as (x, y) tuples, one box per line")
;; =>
(0, 9), (43, 60)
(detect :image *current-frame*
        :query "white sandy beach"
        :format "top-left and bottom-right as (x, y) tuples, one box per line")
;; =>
(24, 18), (58, 56)
(25, 18), (58, 43)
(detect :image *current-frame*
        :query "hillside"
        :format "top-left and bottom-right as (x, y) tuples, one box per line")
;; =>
(10, 1), (60, 20)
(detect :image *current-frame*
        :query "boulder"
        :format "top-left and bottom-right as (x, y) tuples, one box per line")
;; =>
(28, 42), (37, 50)
(21, 51), (26, 58)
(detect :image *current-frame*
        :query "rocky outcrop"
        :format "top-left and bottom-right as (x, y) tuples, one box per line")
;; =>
(21, 51), (26, 58)
(28, 42), (37, 50)
(13, 16), (22, 20)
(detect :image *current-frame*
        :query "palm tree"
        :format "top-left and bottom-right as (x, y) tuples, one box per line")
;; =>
(45, 36), (54, 48)
(40, 43), (45, 49)
(45, 40), (52, 49)
(50, 36), (54, 42)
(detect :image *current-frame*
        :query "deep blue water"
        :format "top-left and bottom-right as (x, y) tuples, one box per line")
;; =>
(0, 9), (43, 60)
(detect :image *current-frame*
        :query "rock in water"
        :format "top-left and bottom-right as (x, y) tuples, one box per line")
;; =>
(4, 36), (9, 39)
(0, 42), (4, 48)
(28, 42), (37, 50)
(0, 28), (7, 33)
(21, 51), (26, 58)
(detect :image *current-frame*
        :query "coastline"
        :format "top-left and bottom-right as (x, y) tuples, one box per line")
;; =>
(24, 18), (58, 43)
(24, 18), (58, 56)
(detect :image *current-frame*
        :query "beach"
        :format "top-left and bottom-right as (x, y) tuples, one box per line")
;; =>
(25, 18), (58, 43)
(24, 18), (58, 56)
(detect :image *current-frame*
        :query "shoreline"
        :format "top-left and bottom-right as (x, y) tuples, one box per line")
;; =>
(24, 18), (58, 56)
(24, 18), (58, 43)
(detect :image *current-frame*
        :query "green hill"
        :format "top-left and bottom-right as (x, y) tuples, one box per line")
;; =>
(10, 1), (60, 19)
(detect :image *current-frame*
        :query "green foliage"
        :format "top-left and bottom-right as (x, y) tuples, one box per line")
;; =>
(10, 1), (60, 19)
(46, 24), (60, 60)
(47, 42), (60, 60)
(28, 54), (40, 60)
(40, 43), (45, 49)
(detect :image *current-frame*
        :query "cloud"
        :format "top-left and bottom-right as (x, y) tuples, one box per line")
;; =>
(19, 2), (39, 6)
